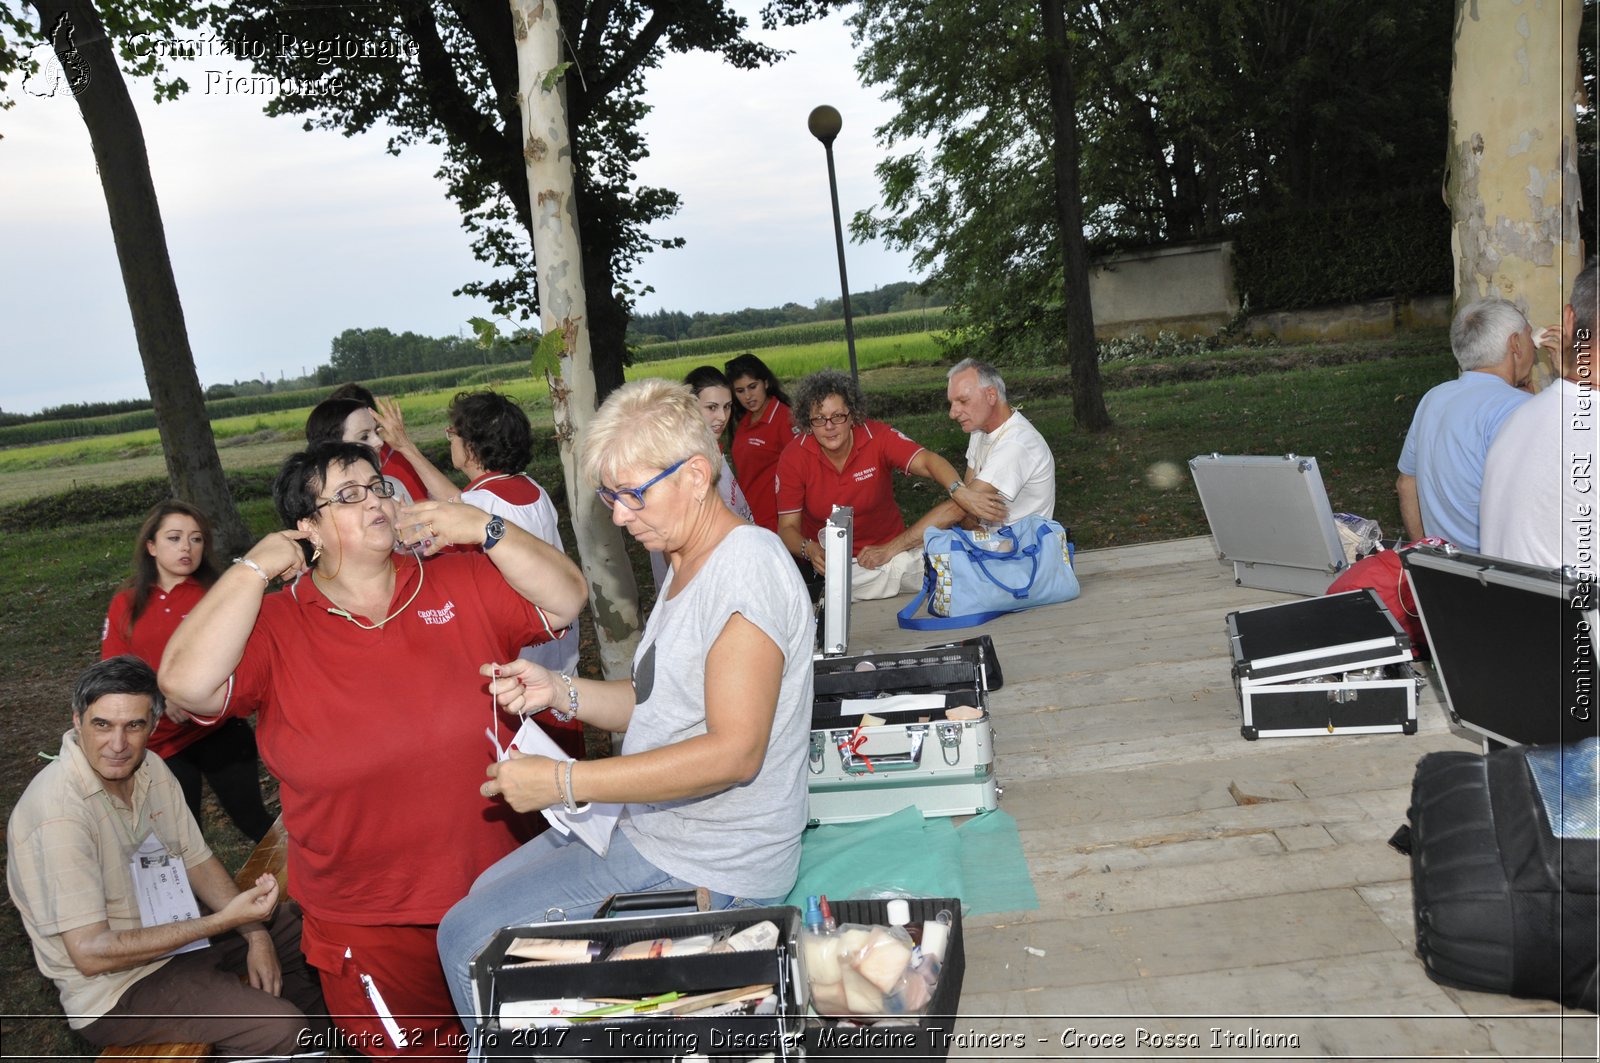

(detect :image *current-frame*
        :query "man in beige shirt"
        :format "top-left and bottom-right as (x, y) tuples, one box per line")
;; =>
(7, 656), (325, 1057)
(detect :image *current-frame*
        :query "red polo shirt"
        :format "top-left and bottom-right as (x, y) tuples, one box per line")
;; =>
(223, 551), (556, 925)
(380, 444), (428, 501)
(732, 400), (794, 531)
(102, 579), (221, 759)
(775, 420), (925, 551)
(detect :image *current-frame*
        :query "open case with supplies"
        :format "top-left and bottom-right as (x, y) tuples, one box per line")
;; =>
(808, 641), (1000, 824)
(1400, 544), (1600, 748)
(470, 904), (805, 1059)
(805, 897), (968, 1059)
(1227, 588), (1420, 739)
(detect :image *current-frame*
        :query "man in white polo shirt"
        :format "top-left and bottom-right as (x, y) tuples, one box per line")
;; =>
(856, 358), (1056, 571)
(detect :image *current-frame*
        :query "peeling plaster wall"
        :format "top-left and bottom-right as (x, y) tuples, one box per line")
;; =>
(1448, 0), (1583, 338)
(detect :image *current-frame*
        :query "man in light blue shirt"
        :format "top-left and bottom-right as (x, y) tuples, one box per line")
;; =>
(1396, 297), (1536, 550)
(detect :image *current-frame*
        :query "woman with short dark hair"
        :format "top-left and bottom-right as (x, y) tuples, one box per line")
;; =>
(777, 368), (1004, 600)
(448, 390), (582, 758)
(160, 440), (588, 1057)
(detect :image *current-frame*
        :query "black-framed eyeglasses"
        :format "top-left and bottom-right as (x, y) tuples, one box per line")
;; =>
(808, 411), (851, 428)
(316, 479), (398, 509)
(595, 459), (687, 511)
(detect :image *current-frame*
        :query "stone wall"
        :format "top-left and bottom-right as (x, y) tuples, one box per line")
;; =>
(1089, 240), (1451, 341)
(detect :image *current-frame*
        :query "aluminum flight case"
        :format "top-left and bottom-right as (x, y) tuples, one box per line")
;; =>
(808, 642), (1000, 824)
(1400, 544), (1600, 748)
(1227, 588), (1421, 739)
(470, 904), (805, 1060)
(1190, 452), (1349, 596)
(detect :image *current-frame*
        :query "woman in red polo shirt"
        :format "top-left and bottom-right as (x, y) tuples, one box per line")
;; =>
(101, 501), (274, 841)
(775, 368), (1005, 601)
(725, 353), (795, 531)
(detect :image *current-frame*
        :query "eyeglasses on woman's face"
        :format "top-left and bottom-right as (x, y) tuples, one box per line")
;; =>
(808, 411), (851, 428)
(316, 478), (397, 510)
(595, 459), (687, 511)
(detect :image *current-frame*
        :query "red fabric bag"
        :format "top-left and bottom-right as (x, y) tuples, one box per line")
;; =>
(1325, 538), (1448, 656)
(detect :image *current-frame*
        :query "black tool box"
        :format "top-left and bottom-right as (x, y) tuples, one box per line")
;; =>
(1401, 544), (1600, 748)
(1227, 588), (1420, 739)
(471, 905), (804, 1059)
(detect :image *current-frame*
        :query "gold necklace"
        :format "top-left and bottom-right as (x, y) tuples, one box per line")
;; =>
(323, 561), (425, 630)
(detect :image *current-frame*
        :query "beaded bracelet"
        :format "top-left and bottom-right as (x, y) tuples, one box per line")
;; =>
(548, 672), (580, 722)
(232, 557), (271, 584)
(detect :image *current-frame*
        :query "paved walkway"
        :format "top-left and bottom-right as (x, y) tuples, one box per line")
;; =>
(845, 536), (1595, 1061)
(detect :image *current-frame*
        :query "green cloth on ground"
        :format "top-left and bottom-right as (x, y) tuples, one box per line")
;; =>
(784, 807), (1038, 916)
(955, 806), (1040, 914)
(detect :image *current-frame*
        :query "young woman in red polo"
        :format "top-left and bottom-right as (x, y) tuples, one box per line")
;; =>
(725, 352), (795, 532)
(101, 501), (274, 841)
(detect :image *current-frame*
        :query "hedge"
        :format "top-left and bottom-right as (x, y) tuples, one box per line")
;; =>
(1229, 189), (1452, 313)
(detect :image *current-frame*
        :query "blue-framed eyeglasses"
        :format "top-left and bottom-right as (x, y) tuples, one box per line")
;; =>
(595, 459), (687, 511)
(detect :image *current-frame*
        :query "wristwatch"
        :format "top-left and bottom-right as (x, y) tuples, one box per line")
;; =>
(947, 479), (964, 497)
(483, 516), (506, 551)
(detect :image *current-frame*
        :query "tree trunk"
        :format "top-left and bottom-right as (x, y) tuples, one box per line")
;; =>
(1448, 0), (1584, 384)
(1041, 0), (1113, 432)
(509, 0), (641, 678)
(32, 0), (253, 556)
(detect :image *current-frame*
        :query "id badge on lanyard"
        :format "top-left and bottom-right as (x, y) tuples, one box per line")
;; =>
(129, 832), (208, 957)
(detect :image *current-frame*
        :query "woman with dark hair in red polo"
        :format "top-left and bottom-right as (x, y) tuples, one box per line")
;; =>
(724, 352), (795, 532)
(101, 501), (274, 842)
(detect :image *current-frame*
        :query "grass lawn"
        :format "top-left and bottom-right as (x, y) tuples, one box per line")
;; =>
(0, 335), (1453, 1058)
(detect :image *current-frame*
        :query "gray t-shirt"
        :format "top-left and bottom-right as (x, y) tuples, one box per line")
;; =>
(619, 524), (814, 898)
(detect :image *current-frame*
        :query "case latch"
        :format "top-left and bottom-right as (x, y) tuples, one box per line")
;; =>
(936, 721), (964, 765)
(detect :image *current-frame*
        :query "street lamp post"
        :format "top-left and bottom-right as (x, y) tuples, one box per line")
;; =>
(807, 104), (859, 385)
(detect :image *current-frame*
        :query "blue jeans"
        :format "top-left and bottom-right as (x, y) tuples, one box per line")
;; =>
(436, 826), (785, 1040)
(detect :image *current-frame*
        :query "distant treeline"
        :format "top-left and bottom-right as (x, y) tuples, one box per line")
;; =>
(632, 307), (950, 363)
(627, 281), (947, 347)
(7, 284), (941, 427)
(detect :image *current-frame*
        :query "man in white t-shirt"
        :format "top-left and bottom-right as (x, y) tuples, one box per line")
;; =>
(856, 359), (1057, 570)
(1480, 262), (1599, 569)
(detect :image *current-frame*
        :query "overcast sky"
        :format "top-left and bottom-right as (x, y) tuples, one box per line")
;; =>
(0, 3), (914, 414)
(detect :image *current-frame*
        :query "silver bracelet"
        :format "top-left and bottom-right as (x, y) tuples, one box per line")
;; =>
(561, 758), (590, 813)
(232, 557), (270, 584)
(549, 672), (580, 722)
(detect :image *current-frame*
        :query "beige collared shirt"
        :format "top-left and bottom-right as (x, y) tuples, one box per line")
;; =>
(5, 730), (212, 1027)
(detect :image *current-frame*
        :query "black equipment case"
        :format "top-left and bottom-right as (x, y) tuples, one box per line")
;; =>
(1408, 739), (1599, 1011)
(1400, 544), (1600, 748)
(470, 903), (805, 1059)
(1227, 589), (1420, 740)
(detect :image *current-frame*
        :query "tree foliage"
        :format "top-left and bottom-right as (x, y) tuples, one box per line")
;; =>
(850, 0), (1452, 363)
(209, 0), (843, 403)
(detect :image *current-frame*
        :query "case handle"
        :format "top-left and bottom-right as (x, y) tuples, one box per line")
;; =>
(592, 887), (710, 919)
(831, 725), (927, 774)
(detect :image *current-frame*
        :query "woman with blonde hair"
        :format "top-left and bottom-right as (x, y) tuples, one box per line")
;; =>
(436, 378), (814, 1036)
